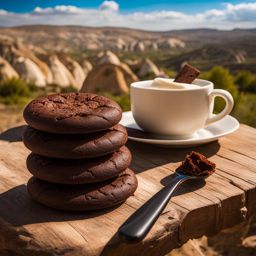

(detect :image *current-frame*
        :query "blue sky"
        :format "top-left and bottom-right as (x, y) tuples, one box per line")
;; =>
(0, 1), (256, 30)
(0, 0), (250, 13)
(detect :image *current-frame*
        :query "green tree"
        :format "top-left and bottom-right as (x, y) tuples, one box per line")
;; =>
(233, 93), (256, 127)
(235, 70), (254, 91)
(248, 77), (256, 93)
(204, 66), (239, 113)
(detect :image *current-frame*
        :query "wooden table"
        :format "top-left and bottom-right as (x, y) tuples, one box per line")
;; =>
(0, 124), (256, 256)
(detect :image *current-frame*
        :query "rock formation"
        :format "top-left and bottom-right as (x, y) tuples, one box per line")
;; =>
(0, 36), (53, 84)
(165, 45), (247, 70)
(158, 38), (185, 49)
(150, 42), (158, 51)
(235, 50), (246, 63)
(138, 58), (161, 78)
(13, 57), (46, 87)
(82, 60), (93, 76)
(120, 63), (139, 85)
(47, 55), (76, 88)
(81, 63), (138, 94)
(17, 46), (53, 84)
(128, 58), (168, 79)
(0, 57), (19, 82)
(97, 51), (120, 65)
(0, 26), (188, 53)
(64, 57), (85, 90)
(133, 41), (145, 52)
(115, 38), (126, 51)
(104, 38), (127, 51)
(129, 58), (162, 79)
(31, 57), (53, 84)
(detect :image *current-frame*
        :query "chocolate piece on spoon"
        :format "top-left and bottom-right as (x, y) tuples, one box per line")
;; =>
(174, 63), (200, 83)
(176, 151), (216, 177)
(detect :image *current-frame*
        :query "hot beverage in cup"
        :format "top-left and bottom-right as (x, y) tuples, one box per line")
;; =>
(130, 78), (234, 138)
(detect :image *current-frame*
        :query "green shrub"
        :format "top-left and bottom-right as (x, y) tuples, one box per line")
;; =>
(247, 77), (256, 93)
(144, 72), (154, 80)
(0, 95), (29, 106)
(162, 68), (176, 78)
(27, 83), (40, 93)
(98, 92), (130, 111)
(0, 78), (30, 97)
(203, 66), (239, 113)
(235, 71), (254, 91)
(233, 93), (256, 127)
(113, 94), (130, 111)
(60, 86), (78, 93)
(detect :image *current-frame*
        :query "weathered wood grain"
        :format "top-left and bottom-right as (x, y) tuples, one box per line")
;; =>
(0, 124), (256, 256)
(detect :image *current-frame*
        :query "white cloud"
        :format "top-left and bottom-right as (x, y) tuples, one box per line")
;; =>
(0, 1), (255, 30)
(0, 9), (8, 15)
(99, 1), (119, 12)
(33, 5), (83, 15)
(224, 2), (256, 21)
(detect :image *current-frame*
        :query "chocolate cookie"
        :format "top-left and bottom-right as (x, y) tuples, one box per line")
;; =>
(23, 124), (127, 159)
(23, 93), (122, 134)
(27, 169), (138, 211)
(26, 146), (132, 184)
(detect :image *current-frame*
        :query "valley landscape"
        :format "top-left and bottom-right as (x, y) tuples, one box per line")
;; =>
(1, 26), (256, 130)
(1, 24), (256, 255)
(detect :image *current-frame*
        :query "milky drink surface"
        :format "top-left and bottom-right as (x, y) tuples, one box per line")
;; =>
(150, 78), (200, 90)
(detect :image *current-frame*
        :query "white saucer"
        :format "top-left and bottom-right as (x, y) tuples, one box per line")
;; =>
(120, 111), (240, 148)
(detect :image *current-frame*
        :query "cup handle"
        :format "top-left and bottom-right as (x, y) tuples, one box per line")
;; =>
(206, 89), (234, 126)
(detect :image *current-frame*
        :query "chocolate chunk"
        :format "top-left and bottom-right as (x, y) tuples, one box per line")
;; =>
(174, 64), (200, 84)
(176, 151), (216, 176)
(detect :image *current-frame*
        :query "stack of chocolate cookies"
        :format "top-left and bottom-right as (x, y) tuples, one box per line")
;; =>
(23, 93), (137, 211)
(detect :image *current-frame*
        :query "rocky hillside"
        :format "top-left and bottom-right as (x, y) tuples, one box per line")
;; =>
(163, 45), (247, 71)
(1, 26), (255, 54)
(0, 36), (92, 89)
(0, 25), (255, 91)
(0, 25), (185, 53)
(0, 35), (165, 92)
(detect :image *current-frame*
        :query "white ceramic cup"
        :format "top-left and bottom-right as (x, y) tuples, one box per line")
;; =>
(130, 79), (234, 138)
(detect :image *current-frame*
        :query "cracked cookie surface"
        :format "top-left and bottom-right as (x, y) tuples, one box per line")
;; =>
(27, 168), (138, 211)
(23, 124), (128, 159)
(23, 93), (122, 134)
(27, 146), (132, 184)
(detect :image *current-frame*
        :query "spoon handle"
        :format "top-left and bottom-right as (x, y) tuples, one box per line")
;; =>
(118, 174), (190, 243)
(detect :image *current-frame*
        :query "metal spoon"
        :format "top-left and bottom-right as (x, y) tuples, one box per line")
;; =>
(118, 171), (211, 243)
